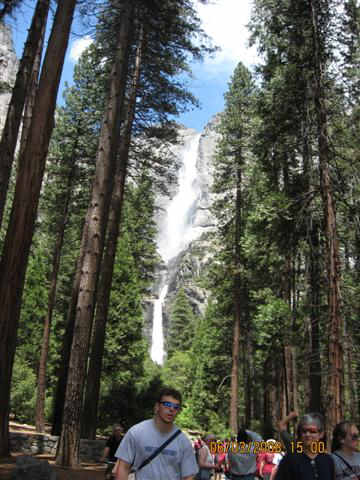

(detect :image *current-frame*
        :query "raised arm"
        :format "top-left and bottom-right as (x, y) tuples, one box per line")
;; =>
(278, 411), (298, 432)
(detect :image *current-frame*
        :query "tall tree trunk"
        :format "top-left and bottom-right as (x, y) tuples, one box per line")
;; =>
(0, 0), (77, 457)
(81, 23), (144, 440)
(230, 162), (243, 434)
(18, 18), (45, 160)
(310, 0), (343, 435)
(284, 345), (297, 412)
(276, 353), (287, 424)
(0, 0), (50, 228)
(56, 1), (134, 466)
(229, 313), (240, 434)
(308, 220), (322, 411)
(243, 289), (252, 428)
(51, 218), (89, 436)
(35, 161), (76, 432)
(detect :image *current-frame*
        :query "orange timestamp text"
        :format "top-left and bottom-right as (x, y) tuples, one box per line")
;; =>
(210, 440), (283, 455)
(290, 441), (326, 454)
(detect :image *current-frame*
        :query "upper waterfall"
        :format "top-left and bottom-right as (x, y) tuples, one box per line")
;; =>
(158, 132), (202, 263)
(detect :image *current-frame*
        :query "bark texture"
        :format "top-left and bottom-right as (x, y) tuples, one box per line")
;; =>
(81, 23), (144, 440)
(0, 0), (50, 228)
(229, 163), (242, 434)
(56, 1), (134, 465)
(35, 161), (76, 432)
(0, 0), (77, 457)
(310, 0), (343, 437)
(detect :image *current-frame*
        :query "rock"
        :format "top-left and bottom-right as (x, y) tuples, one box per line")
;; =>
(11, 456), (57, 480)
(0, 22), (18, 132)
(145, 116), (221, 348)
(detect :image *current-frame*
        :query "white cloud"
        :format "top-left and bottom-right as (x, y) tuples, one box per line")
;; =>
(195, 0), (259, 73)
(69, 36), (93, 63)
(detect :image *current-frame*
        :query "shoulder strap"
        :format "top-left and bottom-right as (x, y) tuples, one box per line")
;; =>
(135, 429), (182, 473)
(333, 453), (360, 479)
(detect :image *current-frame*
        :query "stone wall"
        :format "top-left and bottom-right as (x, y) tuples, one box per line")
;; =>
(10, 432), (106, 462)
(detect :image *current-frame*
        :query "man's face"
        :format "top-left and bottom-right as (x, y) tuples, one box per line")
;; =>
(342, 424), (359, 452)
(300, 423), (324, 449)
(156, 395), (181, 424)
(114, 426), (123, 439)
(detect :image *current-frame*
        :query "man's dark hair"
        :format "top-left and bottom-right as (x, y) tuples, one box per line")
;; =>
(331, 421), (356, 452)
(237, 427), (249, 443)
(157, 387), (182, 405)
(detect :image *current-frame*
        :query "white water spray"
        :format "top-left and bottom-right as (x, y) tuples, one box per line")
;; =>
(158, 133), (202, 262)
(151, 284), (168, 365)
(151, 132), (202, 365)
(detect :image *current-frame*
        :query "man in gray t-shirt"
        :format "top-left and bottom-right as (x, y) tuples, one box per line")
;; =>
(227, 428), (262, 479)
(114, 387), (198, 480)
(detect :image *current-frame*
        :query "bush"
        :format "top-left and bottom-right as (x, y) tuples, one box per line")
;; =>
(10, 355), (37, 423)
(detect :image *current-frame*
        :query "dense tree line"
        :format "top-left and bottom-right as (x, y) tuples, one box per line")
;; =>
(159, 0), (360, 442)
(167, 0), (360, 441)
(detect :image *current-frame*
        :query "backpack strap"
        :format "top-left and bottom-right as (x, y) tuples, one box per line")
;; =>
(333, 453), (360, 480)
(134, 429), (182, 473)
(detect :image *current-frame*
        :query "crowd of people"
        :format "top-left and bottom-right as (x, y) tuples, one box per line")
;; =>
(101, 386), (360, 480)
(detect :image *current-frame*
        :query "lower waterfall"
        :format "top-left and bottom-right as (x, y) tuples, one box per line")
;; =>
(150, 284), (168, 365)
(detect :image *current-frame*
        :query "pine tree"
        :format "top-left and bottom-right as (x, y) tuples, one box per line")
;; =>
(212, 62), (256, 433)
(166, 288), (195, 358)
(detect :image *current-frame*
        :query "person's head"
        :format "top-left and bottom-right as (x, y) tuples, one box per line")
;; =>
(237, 427), (249, 443)
(204, 434), (216, 446)
(156, 387), (182, 405)
(297, 413), (325, 450)
(331, 421), (359, 453)
(112, 424), (124, 439)
(155, 387), (182, 424)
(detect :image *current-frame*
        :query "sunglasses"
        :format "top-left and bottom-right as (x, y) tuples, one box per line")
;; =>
(351, 434), (359, 440)
(302, 428), (320, 434)
(160, 401), (181, 410)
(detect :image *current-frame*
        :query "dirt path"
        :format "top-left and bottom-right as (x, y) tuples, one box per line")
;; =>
(0, 454), (107, 479)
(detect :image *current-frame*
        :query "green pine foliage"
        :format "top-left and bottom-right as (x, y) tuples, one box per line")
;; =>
(98, 176), (160, 429)
(10, 237), (49, 422)
(189, 300), (233, 432)
(99, 230), (147, 429)
(166, 288), (196, 358)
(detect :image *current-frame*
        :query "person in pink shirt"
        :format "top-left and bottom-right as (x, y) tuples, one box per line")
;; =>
(259, 452), (276, 480)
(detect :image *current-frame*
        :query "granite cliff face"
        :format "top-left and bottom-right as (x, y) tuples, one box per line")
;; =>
(146, 115), (221, 350)
(0, 22), (18, 130)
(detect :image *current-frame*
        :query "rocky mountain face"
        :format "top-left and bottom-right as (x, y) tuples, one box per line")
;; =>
(0, 22), (18, 130)
(145, 114), (221, 346)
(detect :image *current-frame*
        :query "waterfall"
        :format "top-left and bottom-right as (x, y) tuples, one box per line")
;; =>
(158, 133), (202, 262)
(150, 284), (168, 365)
(150, 132), (202, 365)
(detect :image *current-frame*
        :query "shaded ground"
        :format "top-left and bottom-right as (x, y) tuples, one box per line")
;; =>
(0, 454), (107, 479)
(1, 422), (108, 478)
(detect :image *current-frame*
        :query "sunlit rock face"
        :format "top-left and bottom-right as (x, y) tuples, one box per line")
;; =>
(0, 23), (18, 131)
(147, 115), (221, 357)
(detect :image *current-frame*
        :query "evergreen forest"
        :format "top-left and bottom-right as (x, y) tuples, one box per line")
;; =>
(0, 0), (359, 468)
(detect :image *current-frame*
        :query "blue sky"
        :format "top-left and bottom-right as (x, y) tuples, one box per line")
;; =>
(8, 0), (259, 133)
